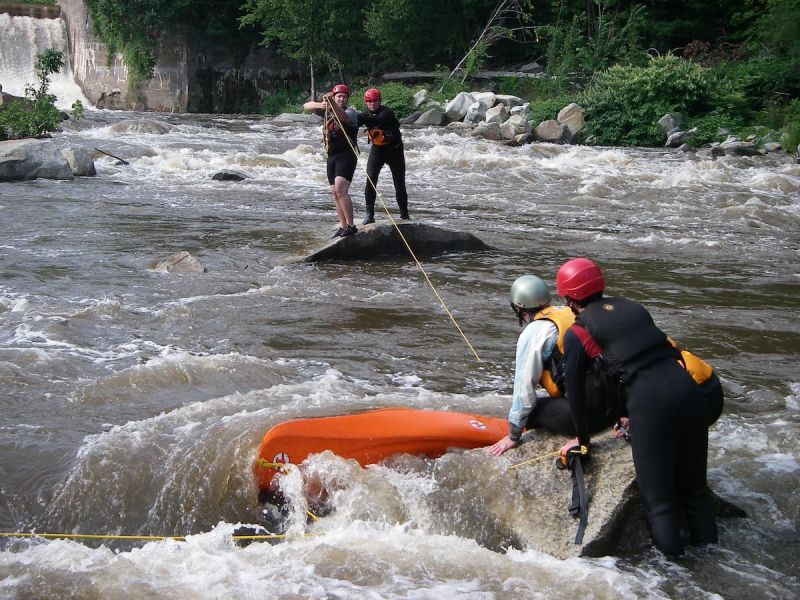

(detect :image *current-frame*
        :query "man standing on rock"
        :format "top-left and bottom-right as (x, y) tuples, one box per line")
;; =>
(304, 84), (359, 237)
(357, 88), (409, 224)
(556, 257), (718, 557)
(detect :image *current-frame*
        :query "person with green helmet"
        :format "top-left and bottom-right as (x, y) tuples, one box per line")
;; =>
(484, 274), (617, 457)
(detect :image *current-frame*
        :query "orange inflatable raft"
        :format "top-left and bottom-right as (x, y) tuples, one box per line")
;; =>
(253, 407), (507, 491)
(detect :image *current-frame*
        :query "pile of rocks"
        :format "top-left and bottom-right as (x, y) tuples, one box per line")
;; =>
(402, 89), (585, 145)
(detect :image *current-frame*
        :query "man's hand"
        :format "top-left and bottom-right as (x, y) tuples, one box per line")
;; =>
(483, 435), (518, 457)
(613, 417), (630, 440)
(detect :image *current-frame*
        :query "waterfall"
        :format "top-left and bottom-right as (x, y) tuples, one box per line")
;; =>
(0, 12), (90, 109)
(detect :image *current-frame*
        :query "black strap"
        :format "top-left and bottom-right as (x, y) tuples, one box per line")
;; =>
(571, 458), (588, 544)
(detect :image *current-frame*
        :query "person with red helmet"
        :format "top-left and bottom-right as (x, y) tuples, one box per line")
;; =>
(556, 257), (718, 557)
(303, 83), (360, 237)
(356, 87), (409, 224)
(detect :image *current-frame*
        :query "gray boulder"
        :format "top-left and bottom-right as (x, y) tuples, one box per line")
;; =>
(665, 127), (698, 148)
(472, 92), (497, 109)
(445, 92), (475, 121)
(720, 140), (760, 157)
(148, 251), (205, 273)
(299, 223), (491, 262)
(485, 103), (509, 125)
(463, 102), (488, 125)
(212, 170), (248, 181)
(471, 121), (503, 141)
(468, 430), (745, 558)
(495, 94), (524, 108)
(412, 89), (430, 108)
(657, 113), (686, 134)
(557, 103), (585, 136)
(61, 147), (96, 176)
(110, 120), (172, 135)
(0, 139), (73, 181)
(535, 120), (573, 144)
(272, 113), (321, 125)
(414, 107), (447, 127)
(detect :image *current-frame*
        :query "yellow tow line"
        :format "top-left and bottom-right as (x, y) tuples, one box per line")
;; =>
(324, 97), (482, 362)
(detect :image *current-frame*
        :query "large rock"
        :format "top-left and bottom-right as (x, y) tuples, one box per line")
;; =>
(60, 147), (96, 176)
(271, 113), (321, 125)
(299, 223), (491, 262)
(557, 103), (585, 136)
(414, 107), (447, 127)
(444, 92), (475, 121)
(485, 103), (509, 125)
(535, 120), (573, 144)
(110, 120), (173, 135)
(463, 102), (488, 125)
(0, 139), (73, 181)
(148, 251), (205, 273)
(474, 430), (745, 558)
(471, 121), (503, 141)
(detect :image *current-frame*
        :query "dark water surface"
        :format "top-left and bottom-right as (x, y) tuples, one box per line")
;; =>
(1, 111), (798, 599)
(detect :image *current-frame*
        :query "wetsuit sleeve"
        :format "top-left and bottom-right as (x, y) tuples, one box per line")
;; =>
(508, 320), (557, 441)
(563, 326), (592, 447)
(358, 106), (399, 129)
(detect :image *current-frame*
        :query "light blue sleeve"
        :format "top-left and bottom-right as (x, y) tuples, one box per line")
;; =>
(508, 319), (558, 440)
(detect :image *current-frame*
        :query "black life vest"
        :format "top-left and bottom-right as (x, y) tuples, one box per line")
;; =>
(325, 112), (358, 154)
(576, 297), (676, 383)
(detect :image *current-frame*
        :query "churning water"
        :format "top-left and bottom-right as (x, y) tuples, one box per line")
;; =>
(1, 107), (798, 598)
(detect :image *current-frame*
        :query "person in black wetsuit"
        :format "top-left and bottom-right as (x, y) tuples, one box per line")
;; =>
(303, 83), (359, 238)
(357, 88), (409, 224)
(556, 257), (718, 557)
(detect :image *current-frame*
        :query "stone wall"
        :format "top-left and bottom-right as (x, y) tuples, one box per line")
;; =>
(0, 1), (60, 18)
(55, 0), (301, 113)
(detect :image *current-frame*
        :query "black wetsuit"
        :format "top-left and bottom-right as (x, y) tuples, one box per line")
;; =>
(357, 105), (408, 217)
(563, 296), (718, 556)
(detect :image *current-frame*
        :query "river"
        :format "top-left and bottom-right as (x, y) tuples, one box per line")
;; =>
(1, 109), (798, 599)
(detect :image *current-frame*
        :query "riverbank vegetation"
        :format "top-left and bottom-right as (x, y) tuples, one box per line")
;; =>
(0, 49), (73, 140)
(7, 0), (800, 149)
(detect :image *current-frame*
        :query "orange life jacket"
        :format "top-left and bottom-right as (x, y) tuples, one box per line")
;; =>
(668, 338), (714, 384)
(533, 306), (576, 397)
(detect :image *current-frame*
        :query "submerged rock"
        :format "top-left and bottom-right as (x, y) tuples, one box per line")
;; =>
(148, 251), (205, 273)
(298, 222), (492, 262)
(110, 120), (173, 135)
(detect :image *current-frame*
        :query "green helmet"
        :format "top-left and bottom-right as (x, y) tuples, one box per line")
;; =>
(510, 275), (551, 310)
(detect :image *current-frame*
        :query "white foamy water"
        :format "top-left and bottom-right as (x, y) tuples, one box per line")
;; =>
(1, 112), (798, 599)
(0, 13), (90, 109)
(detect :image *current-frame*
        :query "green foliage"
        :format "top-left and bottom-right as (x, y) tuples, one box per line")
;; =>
(258, 86), (305, 116)
(580, 54), (713, 146)
(544, 2), (645, 77)
(363, 0), (501, 69)
(241, 0), (369, 76)
(687, 112), (746, 147)
(0, 49), (64, 140)
(71, 100), (86, 121)
(528, 96), (573, 126)
(348, 83), (417, 118)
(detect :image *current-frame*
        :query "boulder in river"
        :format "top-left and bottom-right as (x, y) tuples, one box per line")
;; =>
(0, 139), (73, 181)
(463, 430), (745, 559)
(299, 222), (492, 262)
(148, 251), (205, 273)
(212, 170), (248, 181)
(109, 120), (173, 135)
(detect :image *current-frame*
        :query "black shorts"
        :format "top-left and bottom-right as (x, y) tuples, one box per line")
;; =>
(326, 151), (357, 185)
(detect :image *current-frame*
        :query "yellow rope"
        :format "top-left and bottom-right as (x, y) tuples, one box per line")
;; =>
(505, 449), (561, 471)
(324, 96), (482, 362)
(505, 445), (589, 471)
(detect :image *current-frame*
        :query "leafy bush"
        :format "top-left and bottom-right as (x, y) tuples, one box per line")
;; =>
(580, 54), (713, 146)
(0, 49), (65, 140)
(349, 83), (417, 118)
(688, 112), (746, 147)
(258, 85), (305, 115)
(528, 96), (574, 126)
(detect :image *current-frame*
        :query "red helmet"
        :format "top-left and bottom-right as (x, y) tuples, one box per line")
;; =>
(364, 88), (381, 102)
(331, 83), (350, 96)
(556, 258), (605, 300)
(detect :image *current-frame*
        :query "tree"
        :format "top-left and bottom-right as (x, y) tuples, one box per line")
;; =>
(0, 49), (65, 140)
(240, 0), (370, 98)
